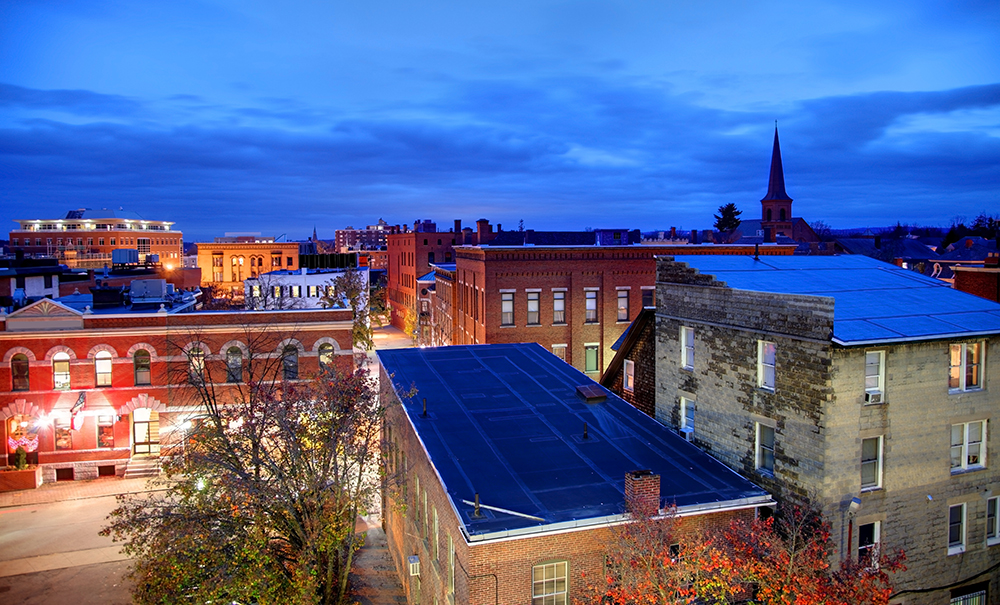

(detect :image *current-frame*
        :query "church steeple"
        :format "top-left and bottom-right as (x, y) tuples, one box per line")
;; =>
(760, 125), (793, 226)
(762, 126), (791, 202)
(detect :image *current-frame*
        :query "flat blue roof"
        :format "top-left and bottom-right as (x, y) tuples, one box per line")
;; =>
(667, 255), (1000, 345)
(378, 344), (770, 541)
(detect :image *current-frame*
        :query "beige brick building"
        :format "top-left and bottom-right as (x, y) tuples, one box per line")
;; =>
(653, 254), (1000, 604)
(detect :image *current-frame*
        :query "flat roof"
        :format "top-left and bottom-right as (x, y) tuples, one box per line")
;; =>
(666, 255), (1000, 345)
(378, 344), (770, 541)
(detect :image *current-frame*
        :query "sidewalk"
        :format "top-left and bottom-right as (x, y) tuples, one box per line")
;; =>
(349, 517), (407, 605)
(0, 476), (160, 509)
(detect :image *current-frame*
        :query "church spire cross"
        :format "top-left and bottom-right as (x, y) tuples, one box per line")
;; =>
(761, 126), (792, 202)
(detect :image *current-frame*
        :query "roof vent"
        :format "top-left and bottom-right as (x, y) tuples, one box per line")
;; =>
(576, 384), (607, 403)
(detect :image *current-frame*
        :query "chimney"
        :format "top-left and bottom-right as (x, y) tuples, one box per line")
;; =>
(624, 470), (660, 517)
(764, 227), (773, 243)
(454, 219), (462, 235)
(966, 238), (974, 249)
(670, 227), (677, 240)
(690, 230), (699, 245)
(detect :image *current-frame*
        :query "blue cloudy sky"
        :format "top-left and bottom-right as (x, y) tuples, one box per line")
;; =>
(1, 1), (998, 241)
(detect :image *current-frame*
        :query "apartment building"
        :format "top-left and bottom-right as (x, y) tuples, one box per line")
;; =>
(195, 236), (300, 298)
(647, 254), (1000, 604)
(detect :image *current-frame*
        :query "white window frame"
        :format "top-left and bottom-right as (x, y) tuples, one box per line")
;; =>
(500, 291), (514, 326)
(527, 291), (540, 325)
(858, 520), (880, 564)
(987, 495), (1000, 547)
(865, 350), (884, 398)
(948, 503), (966, 555)
(552, 344), (567, 361)
(584, 290), (598, 324)
(617, 290), (629, 322)
(552, 290), (566, 324)
(680, 326), (694, 370)
(758, 340), (776, 391)
(680, 397), (694, 433)
(624, 359), (635, 392)
(950, 342), (984, 393)
(94, 351), (113, 387)
(584, 343), (599, 373)
(532, 561), (568, 605)
(951, 420), (987, 472)
(53, 352), (71, 391)
(755, 422), (775, 474)
(860, 436), (883, 491)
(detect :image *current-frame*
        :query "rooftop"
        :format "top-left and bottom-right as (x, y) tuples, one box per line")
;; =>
(667, 254), (1000, 345)
(378, 344), (771, 542)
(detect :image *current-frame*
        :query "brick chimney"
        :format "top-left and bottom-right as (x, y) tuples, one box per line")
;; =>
(624, 470), (660, 516)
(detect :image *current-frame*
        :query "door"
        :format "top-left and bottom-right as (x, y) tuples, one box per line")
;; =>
(132, 409), (160, 455)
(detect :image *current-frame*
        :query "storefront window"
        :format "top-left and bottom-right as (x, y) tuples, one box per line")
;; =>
(7, 415), (40, 462)
(54, 416), (73, 450)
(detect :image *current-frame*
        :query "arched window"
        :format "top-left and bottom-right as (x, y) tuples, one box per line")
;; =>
(134, 350), (151, 385)
(11, 354), (29, 391)
(188, 348), (205, 384)
(95, 351), (113, 387)
(226, 347), (243, 383)
(779, 208), (786, 221)
(766, 209), (772, 221)
(53, 352), (71, 391)
(318, 343), (334, 371)
(282, 345), (298, 380)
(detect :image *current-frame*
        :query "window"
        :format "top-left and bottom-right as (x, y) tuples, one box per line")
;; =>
(251, 285), (261, 298)
(950, 343), (982, 392)
(756, 422), (775, 473)
(98, 237), (104, 246)
(865, 351), (884, 397)
(758, 340), (776, 391)
(681, 326), (694, 369)
(433, 507), (439, 559)
(680, 397), (694, 433)
(552, 345), (566, 361)
(532, 561), (568, 605)
(11, 354), (29, 391)
(291, 285), (301, 298)
(501, 292), (514, 326)
(987, 496), (999, 546)
(553, 291), (566, 324)
(272, 254), (281, 267)
(188, 348), (205, 384)
(951, 590), (987, 605)
(949, 503), (966, 555)
(448, 535), (455, 595)
(428, 252), (435, 263)
(951, 421), (986, 472)
(585, 345), (598, 373)
(95, 351), (113, 387)
(133, 350), (151, 385)
(319, 343), (334, 370)
(624, 359), (635, 391)
(97, 415), (114, 448)
(53, 352), (71, 391)
(226, 347), (243, 383)
(858, 521), (880, 563)
(282, 345), (298, 380)
(54, 416), (72, 450)
(861, 437), (883, 490)
(585, 290), (598, 323)
(527, 291), (540, 325)
(273, 285), (282, 298)
(287, 257), (293, 266)
(307, 285), (318, 298)
(617, 290), (629, 321)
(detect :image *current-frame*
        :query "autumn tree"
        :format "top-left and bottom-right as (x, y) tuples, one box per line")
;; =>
(714, 203), (743, 233)
(102, 323), (388, 605)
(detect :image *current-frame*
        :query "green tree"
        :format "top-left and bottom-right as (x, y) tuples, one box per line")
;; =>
(102, 326), (389, 605)
(320, 267), (374, 352)
(714, 203), (742, 232)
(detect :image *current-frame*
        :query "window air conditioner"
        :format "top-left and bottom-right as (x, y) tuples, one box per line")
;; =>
(680, 427), (694, 442)
(865, 391), (882, 404)
(408, 555), (420, 577)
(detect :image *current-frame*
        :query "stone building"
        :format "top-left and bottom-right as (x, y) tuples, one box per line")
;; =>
(194, 236), (301, 299)
(378, 343), (772, 605)
(651, 254), (1000, 604)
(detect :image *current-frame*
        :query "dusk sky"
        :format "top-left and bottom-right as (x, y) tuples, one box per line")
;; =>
(2, 1), (998, 242)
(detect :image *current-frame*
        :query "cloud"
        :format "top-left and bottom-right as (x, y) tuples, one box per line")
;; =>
(0, 83), (142, 116)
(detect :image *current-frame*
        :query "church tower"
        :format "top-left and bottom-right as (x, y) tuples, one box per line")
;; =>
(761, 126), (793, 235)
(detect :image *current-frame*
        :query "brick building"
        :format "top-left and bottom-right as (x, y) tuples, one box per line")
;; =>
(954, 256), (1000, 302)
(387, 219), (498, 332)
(648, 254), (1000, 604)
(8, 208), (183, 268)
(378, 344), (772, 605)
(334, 219), (391, 253)
(447, 240), (796, 377)
(0, 281), (354, 482)
(195, 236), (301, 298)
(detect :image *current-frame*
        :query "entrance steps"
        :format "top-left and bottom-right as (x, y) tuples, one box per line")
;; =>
(124, 457), (160, 479)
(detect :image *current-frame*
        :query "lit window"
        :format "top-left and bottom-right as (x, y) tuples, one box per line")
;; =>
(865, 351), (884, 398)
(758, 340), (776, 391)
(948, 504), (966, 555)
(987, 496), (999, 546)
(53, 352), (71, 391)
(950, 420), (986, 472)
(97, 415), (115, 448)
(11, 354), (29, 391)
(861, 436), (883, 490)
(308, 285), (318, 297)
(624, 359), (634, 391)
(585, 345), (598, 373)
(133, 350), (151, 385)
(282, 345), (299, 380)
(291, 285), (301, 298)
(54, 416), (72, 450)
(858, 521), (880, 564)
(95, 351), (113, 387)
(274, 285), (282, 298)
(501, 292), (514, 326)
(532, 561), (568, 605)
(319, 343), (334, 370)
(188, 348), (205, 384)
(950, 342), (982, 392)
(681, 327), (694, 370)
(553, 291), (566, 324)
(585, 290), (598, 323)
(756, 422), (775, 473)
(617, 290), (629, 321)
(527, 291), (540, 325)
